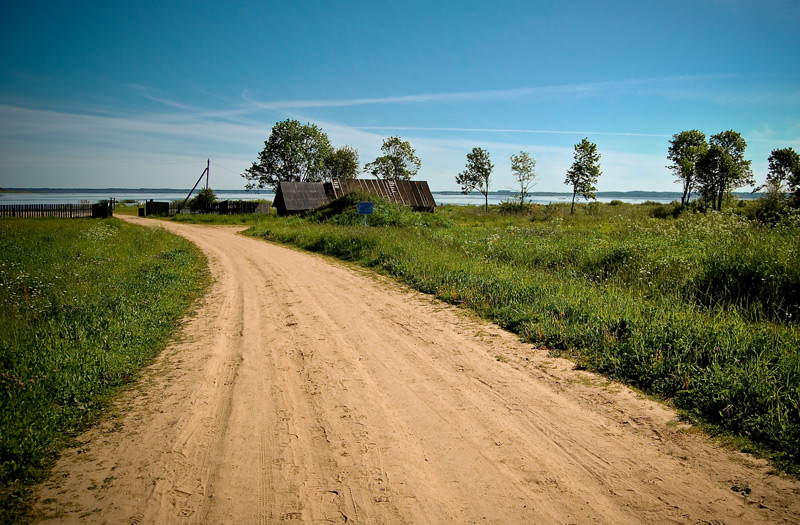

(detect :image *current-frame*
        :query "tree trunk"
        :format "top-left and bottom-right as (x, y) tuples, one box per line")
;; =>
(484, 191), (488, 211)
(570, 191), (576, 214)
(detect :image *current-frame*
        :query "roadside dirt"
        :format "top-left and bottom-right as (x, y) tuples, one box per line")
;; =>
(32, 217), (800, 524)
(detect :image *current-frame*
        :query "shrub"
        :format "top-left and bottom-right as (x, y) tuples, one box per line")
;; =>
(651, 201), (683, 219)
(496, 200), (531, 215)
(189, 188), (216, 213)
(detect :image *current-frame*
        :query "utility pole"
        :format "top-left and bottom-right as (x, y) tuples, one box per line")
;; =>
(180, 160), (210, 210)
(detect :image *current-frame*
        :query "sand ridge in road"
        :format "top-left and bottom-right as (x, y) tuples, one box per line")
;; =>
(32, 217), (800, 524)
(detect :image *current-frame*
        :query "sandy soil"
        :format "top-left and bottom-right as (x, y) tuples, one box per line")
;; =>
(31, 216), (800, 524)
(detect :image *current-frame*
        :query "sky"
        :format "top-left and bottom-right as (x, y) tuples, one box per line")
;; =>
(1, 1), (799, 192)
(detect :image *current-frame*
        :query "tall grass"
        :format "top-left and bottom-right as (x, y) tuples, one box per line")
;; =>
(0, 218), (207, 519)
(247, 199), (800, 470)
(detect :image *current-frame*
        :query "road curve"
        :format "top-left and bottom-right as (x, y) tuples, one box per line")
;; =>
(33, 217), (800, 524)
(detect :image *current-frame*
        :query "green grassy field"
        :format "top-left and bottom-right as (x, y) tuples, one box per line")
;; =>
(247, 195), (800, 472)
(0, 218), (208, 521)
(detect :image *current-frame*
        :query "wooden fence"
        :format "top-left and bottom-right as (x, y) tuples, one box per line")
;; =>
(143, 200), (270, 216)
(0, 204), (94, 218)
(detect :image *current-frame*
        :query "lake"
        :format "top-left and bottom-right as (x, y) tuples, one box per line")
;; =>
(0, 189), (759, 206)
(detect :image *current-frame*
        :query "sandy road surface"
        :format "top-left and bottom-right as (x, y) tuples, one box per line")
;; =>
(33, 217), (800, 524)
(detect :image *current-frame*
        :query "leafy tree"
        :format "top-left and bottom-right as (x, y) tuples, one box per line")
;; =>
(766, 147), (800, 206)
(327, 145), (360, 179)
(696, 130), (754, 211)
(667, 130), (708, 206)
(510, 151), (538, 205)
(456, 147), (494, 211)
(564, 138), (602, 214)
(242, 119), (333, 190)
(364, 136), (421, 180)
(190, 187), (216, 213)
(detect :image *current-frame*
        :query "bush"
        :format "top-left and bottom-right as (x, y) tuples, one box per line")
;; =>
(496, 200), (531, 215)
(304, 190), (450, 228)
(651, 201), (683, 219)
(749, 184), (789, 225)
(190, 188), (216, 213)
(529, 203), (561, 221)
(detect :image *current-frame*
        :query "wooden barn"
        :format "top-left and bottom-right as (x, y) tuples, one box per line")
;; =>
(273, 178), (436, 215)
(272, 182), (331, 215)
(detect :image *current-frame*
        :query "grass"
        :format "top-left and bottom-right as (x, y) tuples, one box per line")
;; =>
(246, 197), (800, 472)
(167, 212), (272, 225)
(0, 217), (208, 522)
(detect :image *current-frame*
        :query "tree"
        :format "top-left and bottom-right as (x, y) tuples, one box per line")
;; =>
(190, 187), (216, 213)
(364, 136), (421, 180)
(456, 147), (494, 211)
(327, 145), (360, 180)
(696, 130), (754, 211)
(510, 151), (538, 205)
(766, 147), (800, 206)
(667, 130), (708, 206)
(564, 138), (602, 214)
(242, 119), (333, 190)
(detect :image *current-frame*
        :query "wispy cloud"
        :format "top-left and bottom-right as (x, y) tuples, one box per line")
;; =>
(0, 104), (263, 146)
(356, 126), (672, 138)
(242, 74), (736, 110)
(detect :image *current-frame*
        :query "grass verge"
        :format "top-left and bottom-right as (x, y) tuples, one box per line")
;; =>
(0, 218), (208, 522)
(246, 197), (800, 473)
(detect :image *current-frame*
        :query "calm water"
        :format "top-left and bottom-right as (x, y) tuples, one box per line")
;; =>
(0, 190), (267, 206)
(3, 189), (762, 207)
(0, 189), (693, 206)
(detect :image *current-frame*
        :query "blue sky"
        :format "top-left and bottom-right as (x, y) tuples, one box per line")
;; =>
(1, 1), (798, 191)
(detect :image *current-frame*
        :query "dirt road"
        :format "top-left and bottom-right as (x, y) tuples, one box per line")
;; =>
(33, 217), (800, 524)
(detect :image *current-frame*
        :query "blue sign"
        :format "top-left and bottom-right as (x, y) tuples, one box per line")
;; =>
(358, 202), (374, 215)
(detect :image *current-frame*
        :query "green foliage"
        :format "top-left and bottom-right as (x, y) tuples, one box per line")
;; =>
(303, 190), (450, 228)
(510, 151), (538, 205)
(246, 204), (800, 471)
(748, 182), (789, 225)
(327, 145), (360, 179)
(767, 147), (800, 206)
(496, 200), (532, 215)
(364, 136), (421, 180)
(0, 218), (207, 518)
(169, 212), (273, 225)
(189, 187), (217, 213)
(565, 138), (602, 214)
(650, 201), (684, 219)
(243, 119), (333, 190)
(696, 130), (754, 211)
(667, 130), (708, 206)
(456, 147), (494, 210)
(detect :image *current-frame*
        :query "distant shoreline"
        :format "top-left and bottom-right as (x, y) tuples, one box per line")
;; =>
(0, 188), (763, 199)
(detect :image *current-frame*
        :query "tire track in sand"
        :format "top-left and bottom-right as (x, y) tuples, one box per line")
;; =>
(31, 217), (800, 524)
